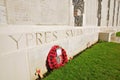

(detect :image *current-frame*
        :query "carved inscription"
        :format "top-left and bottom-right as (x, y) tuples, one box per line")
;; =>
(9, 34), (23, 49)
(6, 0), (69, 25)
(36, 33), (44, 45)
(8, 30), (83, 50)
(0, 0), (5, 6)
(66, 30), (74, 37)
(0, 6), (7, 24)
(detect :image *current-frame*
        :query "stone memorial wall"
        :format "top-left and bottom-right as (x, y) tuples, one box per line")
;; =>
(0, 26), (99, 80)
(0, 0), (120, 80)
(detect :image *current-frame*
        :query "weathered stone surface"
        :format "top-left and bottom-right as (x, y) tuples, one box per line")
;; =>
(85, 0), (98, 26)
(0, 0), (5, 6)
(0, 0), (7, 24)
(6, 0), (70, 25)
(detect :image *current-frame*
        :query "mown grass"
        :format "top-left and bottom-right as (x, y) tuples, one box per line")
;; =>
(116, 32), (120, 37)
(43, 42), (120, 80)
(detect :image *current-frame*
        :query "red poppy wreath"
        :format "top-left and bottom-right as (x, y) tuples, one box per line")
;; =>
(47, 45), (68, 69)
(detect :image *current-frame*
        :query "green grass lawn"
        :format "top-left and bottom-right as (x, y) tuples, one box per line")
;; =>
(43, 42), (120, 80)
(116, 32), (120, 37)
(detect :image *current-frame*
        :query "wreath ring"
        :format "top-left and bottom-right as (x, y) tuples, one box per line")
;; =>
(47, 45), (68, 69)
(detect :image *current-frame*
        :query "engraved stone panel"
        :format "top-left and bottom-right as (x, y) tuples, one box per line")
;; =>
(108, 0), (114, 26)
(101, 0), (108, 26)
(0, 0), (5, 6)
(0, 6), (7, 24)
(85, 0), (98, 26)
(38, 0), (69, 25)
(114, 1), (118, 26)
(6, 0), (33, 24)
(6, 0), (70, 25)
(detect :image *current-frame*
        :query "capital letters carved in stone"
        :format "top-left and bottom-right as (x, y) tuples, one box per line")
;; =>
(9, 34), (23, 49)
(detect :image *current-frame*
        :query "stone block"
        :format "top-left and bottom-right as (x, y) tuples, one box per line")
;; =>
(99, 32), (115, 42)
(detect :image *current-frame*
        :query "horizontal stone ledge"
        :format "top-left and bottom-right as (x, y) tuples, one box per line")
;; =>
(0, 25), (99, 34)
